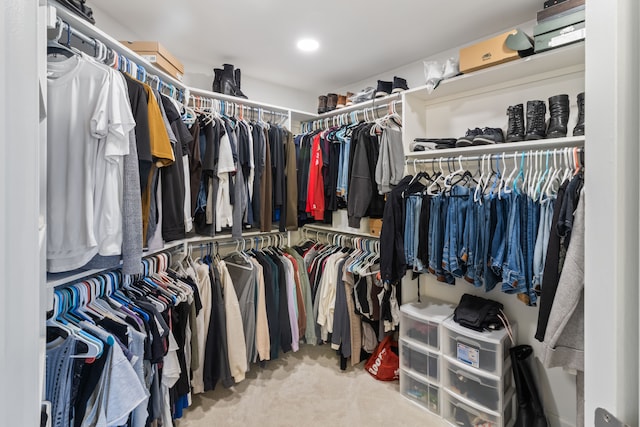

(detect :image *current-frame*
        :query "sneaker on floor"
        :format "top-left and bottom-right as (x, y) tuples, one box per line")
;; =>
(375, 80), (392, 98)
(456, 128), (482, 147)
(473, 127), (505, 145)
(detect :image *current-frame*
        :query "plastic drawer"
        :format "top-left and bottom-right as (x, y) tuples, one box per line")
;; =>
(443, 357), (512, 412)
(400, 369), (441, 415)
(442, 318), (514, 376)
(400, 339), (440, 383)
(443, 391), (500, 427)
(400, 300), (454, 351)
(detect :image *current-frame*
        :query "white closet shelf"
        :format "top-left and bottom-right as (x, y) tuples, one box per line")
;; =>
(303, 223), (378, 239)
(404, 42), (585, 104)
(405, 135), (585, 159)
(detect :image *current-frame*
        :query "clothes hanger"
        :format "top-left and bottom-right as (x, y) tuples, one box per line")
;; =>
(47, 19), (77, 59)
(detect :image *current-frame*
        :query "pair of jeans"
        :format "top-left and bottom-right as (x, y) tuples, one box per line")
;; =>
(404, 195), (418, 268)
(523, 196), (540, 305)
(412, 196), (426, 272)
(462, 192), (480, 286)
(502, 192), (526, 294)
(532, 196), (555, 293)
(429, 194), (454, 284)
(442, 186), (470, 277)
(483, 195), (501, 292)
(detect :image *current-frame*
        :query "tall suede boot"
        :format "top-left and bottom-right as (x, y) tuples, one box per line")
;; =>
(547, 94), (570, 138)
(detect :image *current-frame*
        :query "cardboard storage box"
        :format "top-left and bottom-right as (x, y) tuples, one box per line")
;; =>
(120, 41), (184, 80)
(534, 9), (585, 53)
(459, 30), (520, 74)
(369, 218), (383, 237)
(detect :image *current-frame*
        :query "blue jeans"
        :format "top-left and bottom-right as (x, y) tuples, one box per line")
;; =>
(443, 186), (470, 278)
(502, 193), (526, 294)
(412, 196), (426, 272)
(483, 195), (501, 292)
(462, 193), (481, 287)
(532, 196), (554, 291)
(404, 196), (418, 268)
(523, 196), (540, 305)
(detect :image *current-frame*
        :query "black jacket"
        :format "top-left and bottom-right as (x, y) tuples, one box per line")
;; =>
(380, 176), (412, 284)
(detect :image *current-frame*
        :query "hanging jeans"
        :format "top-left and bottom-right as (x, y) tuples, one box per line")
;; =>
(404, 195), (419, 269)
(412, 196), (426, 272)
(429, 194), (454, 284)
(442, 186), (470, 278)
(483, 195), (502, 292)
(532, 196), (555, 293)
(502, 192), (526, 294)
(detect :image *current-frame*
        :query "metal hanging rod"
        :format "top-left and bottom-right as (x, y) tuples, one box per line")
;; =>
(406, 146), (584, 165)
(51, 16), (186, 101)
(188, 95), (289, 121)
(301, 100), (402, 132)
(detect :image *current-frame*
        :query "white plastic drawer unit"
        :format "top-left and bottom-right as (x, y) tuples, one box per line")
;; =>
(400, 368), (441, 415)
(443, 357), (513, 412)
(442, 318), (515, 375)
(400, 338), (440, 383)
(400, 300), (455, 351)
(443, 389), (515, 427)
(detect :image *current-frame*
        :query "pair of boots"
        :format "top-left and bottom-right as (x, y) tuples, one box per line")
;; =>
(506, 93), (585, 142)
(212, 64), (247, 99)
(318, 93), (354, 114)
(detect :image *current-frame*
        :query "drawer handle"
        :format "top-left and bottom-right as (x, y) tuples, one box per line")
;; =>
(455, 369), (482, 384)
(456, 336), (481, 349)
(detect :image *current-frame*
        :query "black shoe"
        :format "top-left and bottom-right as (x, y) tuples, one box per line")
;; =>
(525, 100), (547, 140)
(573, 92), (585, 136)
(392, 76), (409, 93)
(212, 68), (223, 93)
(234, 68), (248, 99)
(506, 104), (525, 142)
(456, 128), (482, 147)
(473, 127), (504, 145)
(326, 93), (338, 111)
(547, 94), (570, 138)
(375, 80), (392, 98)
(318, 95), (328, 114)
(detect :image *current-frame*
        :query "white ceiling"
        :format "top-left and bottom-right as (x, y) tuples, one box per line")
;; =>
(91, 0), (540, 93)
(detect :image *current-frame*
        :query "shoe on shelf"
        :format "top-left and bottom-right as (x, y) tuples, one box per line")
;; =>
(212, 68), (223, 93)
(326, 93), (338, 112)
(345, 92), (355, 106)
(506, 104), (525, 142)
(392, 76), (409, 93)
(525, 100), (547, 140)
(473, 127), (505, 145)
(456, 128), (483, 147)
(234, 67), (248, 99)
(375, 80), (392, 98)
(573, 92), (585, 136)
(546, 94), (570, 139)
(336, 94), (347, 109)
(318, 95), (328, 114)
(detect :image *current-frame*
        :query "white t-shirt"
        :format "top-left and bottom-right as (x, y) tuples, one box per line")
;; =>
(47, 55), (133, 272)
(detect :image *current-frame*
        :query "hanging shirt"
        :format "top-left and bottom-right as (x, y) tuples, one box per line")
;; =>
(306, 133), (325, 220)
(47, 54), (132, 272)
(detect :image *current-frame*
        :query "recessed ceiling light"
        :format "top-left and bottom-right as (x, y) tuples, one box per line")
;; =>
(297, 38), (319, 52)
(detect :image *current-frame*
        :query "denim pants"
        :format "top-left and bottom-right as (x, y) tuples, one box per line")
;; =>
(429, 194), (454, 284)
(523, 196), (540, 305)
(532, 196), (554, 292)
(443, 186), (470, 277)
(404, 195), (418, 268)
(483, 195), (501, 292)
(462, 193), (481, 287)
(412, 196), (426, 272)
(502, 192), (526, 294)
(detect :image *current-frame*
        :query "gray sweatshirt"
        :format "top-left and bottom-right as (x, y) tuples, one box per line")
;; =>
(542, 188), (585, 371)
(375, 127), (405, 194)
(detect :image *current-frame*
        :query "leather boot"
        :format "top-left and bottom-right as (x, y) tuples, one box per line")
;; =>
(221, 64), (238, 96)
(573, 92), (585, 136)
(318, 95), (328, 114)
(510, 345), (549, 427)
(212, 68), (223, 93)
(525, 100), (547, 140)
(234, 68), (248, 99)
(345, 92), (355, 106)
(326, 93), (338, 112)
(506, 104), (525, 142)
(336, 94), (347, 109)
(547, 94), (570, 138)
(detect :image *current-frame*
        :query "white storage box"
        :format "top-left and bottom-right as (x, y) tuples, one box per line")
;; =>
(400, 368), (441, 415)
(400, 300), (455, 351)
(400, 338), (440, 384)
(443, 388), (515, 427)
(443, 356), (513, 412)
(442, 318), (515, 376)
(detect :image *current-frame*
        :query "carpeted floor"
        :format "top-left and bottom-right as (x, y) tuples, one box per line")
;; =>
(175, 343), (447, 427)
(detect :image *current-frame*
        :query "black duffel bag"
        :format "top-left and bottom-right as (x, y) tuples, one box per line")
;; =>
(453, 294), (505, 332)
(58, 0), (95, 25)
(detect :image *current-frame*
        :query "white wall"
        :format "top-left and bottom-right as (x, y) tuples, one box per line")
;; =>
(181, 61), (317, 112)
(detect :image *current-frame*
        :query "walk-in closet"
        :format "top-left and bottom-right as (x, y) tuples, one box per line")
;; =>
(1, 1), (639, 426)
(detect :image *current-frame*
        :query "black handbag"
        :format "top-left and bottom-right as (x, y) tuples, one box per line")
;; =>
(57, 0), (95, 25)
(453, 294), (505, 332)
